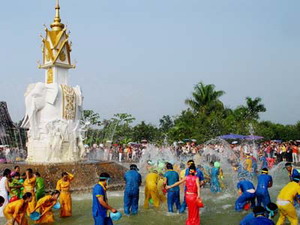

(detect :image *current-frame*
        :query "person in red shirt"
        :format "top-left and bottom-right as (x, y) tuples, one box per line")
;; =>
(167, 164), (201, 225)
(292, 145), (298, 163)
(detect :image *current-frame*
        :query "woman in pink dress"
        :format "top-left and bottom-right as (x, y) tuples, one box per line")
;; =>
(166, 164), (201, 225)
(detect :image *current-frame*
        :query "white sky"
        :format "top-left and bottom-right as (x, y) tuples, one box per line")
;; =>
(1, 0), (299, 125)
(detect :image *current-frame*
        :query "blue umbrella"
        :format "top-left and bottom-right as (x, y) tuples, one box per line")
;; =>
(244, 135), (263, 140)
(219, 134), (246, 140)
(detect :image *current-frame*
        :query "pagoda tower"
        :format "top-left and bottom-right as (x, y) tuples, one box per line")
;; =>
(22, 1), (85, 163)
(40, 0), (75, 85)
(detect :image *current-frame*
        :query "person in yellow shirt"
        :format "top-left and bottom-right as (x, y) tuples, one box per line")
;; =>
(144, 170), (160, 208)
(56, 172), (74, 218)
(276, 176), (300, 225)
(33, 190), (60, 224)
(4, 192), (33, 225)
(23, 168), (36, 216)
(244, 155), (253, 173)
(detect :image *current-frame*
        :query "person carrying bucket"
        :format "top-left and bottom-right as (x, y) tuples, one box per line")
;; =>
(3, 192), (32, 225)
(256, 168), (273, 208)
(124, 164), (142, 215)
(166, 163), (202, 225)
(235, 178), (256, 212)
(180, 160), (204, 213)
(92, 173), (117, 225)
(32, 190), (60, 224)
(144, 170), (160, 209)
(164, 163), (181, 213)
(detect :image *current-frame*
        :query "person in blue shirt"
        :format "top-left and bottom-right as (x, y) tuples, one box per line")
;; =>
(235, 178), (256, 211)
(251, 155), (258, 177)
(247, 206), (275, 225)
(285, 162), (300, 181)
(240, 202), (278, 225)
(92, 173), (117, 225)
(210, 161), (221, 193)
(164, 163), (181, 213)
(240, 212), (255, 225)
(180, 160), (204, 213)
(124, 164), (142, 216)
(259, 155), (268, 170)
(256, 168), (272, 208)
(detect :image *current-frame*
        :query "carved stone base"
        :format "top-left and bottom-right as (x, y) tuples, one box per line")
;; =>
(26, 139), (82, 163)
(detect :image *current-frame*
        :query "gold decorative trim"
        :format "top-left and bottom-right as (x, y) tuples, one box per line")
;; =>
(61, 84), (76, 120)
(59, 51), (66, 62)
(39, 62), (75, 69)
(47, 68), (54, 84)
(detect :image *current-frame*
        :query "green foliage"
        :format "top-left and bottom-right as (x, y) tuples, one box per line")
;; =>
(159, 115), (174, 134)
(82, 82), (299, 145)
(82, 110), (101, 126)
(185, 82), (225, 114)
(132, 121), (160, 142)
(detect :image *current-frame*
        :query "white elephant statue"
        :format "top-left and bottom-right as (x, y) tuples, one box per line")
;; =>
(21, 82), (85, 162)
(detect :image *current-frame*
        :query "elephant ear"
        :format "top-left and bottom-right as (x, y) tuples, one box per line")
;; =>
(22, 83), (38, 128)
(46, 84), (59, 105)
(24, 83), (37, 97)
(74, 85), (83, 106)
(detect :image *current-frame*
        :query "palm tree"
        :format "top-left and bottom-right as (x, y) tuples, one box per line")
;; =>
(185, 82), (225, 114)
(82, 110), (101, 126)
(244, 97), (266, 120)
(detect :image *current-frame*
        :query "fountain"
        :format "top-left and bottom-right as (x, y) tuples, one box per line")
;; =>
(0, 0), (128, 192)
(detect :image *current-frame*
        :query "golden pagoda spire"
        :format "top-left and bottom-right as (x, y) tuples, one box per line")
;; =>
(40, 0), (74, 70)
(50, 0), (65, 31)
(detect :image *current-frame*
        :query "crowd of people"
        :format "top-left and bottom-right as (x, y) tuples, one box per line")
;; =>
(0, 159), (298, 225)
(0, 139), (299, 225)
(92, 157), (300, 225)
(0, 146), (26, 163)
(84, 140), (300, 167)
(0, 166), (74, 224)
(236, 162), (300, 225)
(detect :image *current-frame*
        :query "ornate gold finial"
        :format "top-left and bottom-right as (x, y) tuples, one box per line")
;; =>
(50, 0), (65, 31)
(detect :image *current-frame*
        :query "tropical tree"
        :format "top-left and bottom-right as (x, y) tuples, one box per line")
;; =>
(159, 115), (174, 134)
(132, 121), (159, 142)
(82, 110), (101, 126)
(185, 82), (225, 114)
(244, 97), (266, 120)
(105, 113), (135, 142)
